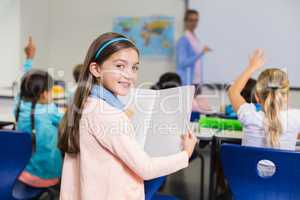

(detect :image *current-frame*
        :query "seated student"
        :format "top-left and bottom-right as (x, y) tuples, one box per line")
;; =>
(63, 64), (84, 101)
(14, 70), (63, 188)
(151, 72), (212, 112)
(150, 72), (182, 89)
(228, 49), (300, 150)
(193, 85), (213, 113)
(73, 64), (83, 83)
(14, 37), (62, 189)
(70, 63), (83, 93)
(225, 78), (261, 118)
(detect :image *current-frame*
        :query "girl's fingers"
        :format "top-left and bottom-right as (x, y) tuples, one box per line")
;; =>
(250, 49), (265, 62)
(188, 131), (196, 139)
(258, 49), (264, 59)
(258, 49), (265, 58)
(192, 133), (197, 140)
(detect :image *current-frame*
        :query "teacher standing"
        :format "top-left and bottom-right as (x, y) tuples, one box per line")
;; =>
(176, 9), (211, 85)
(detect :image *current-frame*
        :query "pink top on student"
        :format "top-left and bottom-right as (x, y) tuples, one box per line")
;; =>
(59, 97), (189, 200)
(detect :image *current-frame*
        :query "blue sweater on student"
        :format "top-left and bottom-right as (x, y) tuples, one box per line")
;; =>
(14, 100), (63, 179)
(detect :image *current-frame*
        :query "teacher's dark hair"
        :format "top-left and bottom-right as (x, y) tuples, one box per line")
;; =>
(184, 9), (199, 21)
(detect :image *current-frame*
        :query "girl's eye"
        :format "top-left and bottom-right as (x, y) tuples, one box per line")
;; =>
(116, 64), (125, 69)
(132, 65), (139, 72)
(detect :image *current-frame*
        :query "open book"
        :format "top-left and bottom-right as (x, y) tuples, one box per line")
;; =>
(120, 86), (195, 157)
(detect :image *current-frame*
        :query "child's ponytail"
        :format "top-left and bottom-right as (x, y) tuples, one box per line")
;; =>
(263, 89), (284, 147)
(255, 68), (289, 148)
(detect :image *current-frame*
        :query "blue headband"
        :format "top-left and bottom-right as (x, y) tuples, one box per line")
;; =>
(95, 37), (132, 59)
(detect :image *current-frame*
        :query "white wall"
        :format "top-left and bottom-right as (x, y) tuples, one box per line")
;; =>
(189, 0), (300, 87)
(20, 0), (50, 70)
(21, 0), (185, 86)
(0, 0), (21, 88)
(13, 0), (300, 108)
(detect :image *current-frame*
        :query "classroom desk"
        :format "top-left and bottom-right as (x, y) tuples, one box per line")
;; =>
(0, 112), (15, 123)
(0, 102), (15, 129)
(0, 121), (14, 129)
(0, 96), (15, 128)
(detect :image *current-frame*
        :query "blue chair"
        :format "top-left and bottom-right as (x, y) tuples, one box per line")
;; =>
(220, 143), (300, 200)
(145, 176), (178, 200)
(190, 111), (200, 122)
(0, 130), (46, 200)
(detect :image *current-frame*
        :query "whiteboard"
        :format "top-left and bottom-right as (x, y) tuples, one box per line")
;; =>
(189, 0), (300, 87)
(0, 0), (21, 90)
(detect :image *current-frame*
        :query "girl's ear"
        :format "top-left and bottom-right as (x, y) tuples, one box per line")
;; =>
(89, 62), (101, 78)
(39, 91), (46, 101)
(39, 90), (52, 103)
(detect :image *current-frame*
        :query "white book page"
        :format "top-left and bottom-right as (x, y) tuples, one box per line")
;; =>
(144, 86), (195, 157)
(120, 88), (157, 147)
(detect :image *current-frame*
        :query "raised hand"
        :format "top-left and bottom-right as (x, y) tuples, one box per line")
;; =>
(24, 36), (36, 59)
(203, 45), (212, 53)
(248, 48), (265, 71)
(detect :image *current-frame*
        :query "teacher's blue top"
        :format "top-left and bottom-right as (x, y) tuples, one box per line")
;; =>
(176, 36), (205, 85)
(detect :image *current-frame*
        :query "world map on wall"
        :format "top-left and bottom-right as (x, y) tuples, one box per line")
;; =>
(113, 16), (174, 57)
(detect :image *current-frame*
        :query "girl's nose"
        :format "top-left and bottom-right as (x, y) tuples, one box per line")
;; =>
(122, 68), (134, 80)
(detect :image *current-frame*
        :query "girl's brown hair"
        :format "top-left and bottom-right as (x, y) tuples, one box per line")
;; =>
(58, 32), (139, 154)
(255, 68), (289, 147)
(15, 70), (54, 151)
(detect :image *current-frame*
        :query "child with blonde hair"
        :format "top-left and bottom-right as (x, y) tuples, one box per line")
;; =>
(228, 49), (300, 150)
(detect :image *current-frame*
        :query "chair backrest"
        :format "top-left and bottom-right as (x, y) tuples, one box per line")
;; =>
(145, 176), (166, 200)
(0, 130), (31, 200)
(190, 112), (200, 122)
(221, 143), (300, 200)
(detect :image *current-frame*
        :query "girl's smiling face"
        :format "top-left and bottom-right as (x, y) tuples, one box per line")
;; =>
(89, 47), (139, 96)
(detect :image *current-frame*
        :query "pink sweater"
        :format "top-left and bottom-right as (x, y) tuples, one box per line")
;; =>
(60, 97), (189, 200)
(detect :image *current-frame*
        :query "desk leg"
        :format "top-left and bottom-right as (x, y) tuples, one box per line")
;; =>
(197, 149), (205, 200)
(209, 136), (217, 200)
(200, 153), (204, 200)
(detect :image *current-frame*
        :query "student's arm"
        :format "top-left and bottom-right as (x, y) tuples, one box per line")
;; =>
(176, 38), (209, 69)
(23, 36), (36, 72)
(88, 114), (196, 180)
(23, 59), (33, 72)
(228, 49), (265, 112)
